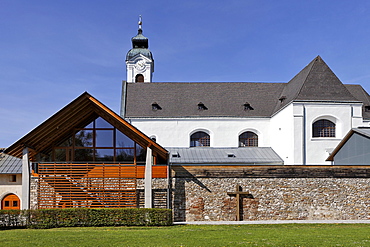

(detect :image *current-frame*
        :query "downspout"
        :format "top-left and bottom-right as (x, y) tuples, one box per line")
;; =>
(303, 105), (306, 165)
(351, 105), (353, 129)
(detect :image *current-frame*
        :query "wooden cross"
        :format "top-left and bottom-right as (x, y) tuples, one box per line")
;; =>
(227, 184), (253, 221)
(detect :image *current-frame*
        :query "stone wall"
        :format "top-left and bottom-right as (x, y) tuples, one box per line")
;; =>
(30, 176), (38, 209)
(137, 178), (169, 208)
(172, 166), (370, 221)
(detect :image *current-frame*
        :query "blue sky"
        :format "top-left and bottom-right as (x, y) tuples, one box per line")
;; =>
(1, 0), (370, 147)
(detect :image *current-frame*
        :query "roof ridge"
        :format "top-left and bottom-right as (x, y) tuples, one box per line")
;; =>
(293, 55), (320, 101)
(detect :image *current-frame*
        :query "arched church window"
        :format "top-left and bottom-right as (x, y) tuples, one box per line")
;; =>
(239, 131), (258, 147)
(313, 119), (335, 137)
(190, 131), (210, 147)
(135, 74), (144, 83)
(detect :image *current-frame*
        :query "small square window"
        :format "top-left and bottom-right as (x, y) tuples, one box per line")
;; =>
(172, 152), (180, 158)
(9, 175), (16, 182)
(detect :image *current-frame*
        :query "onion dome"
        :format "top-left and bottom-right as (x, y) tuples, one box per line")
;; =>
(126, 16), (153, 61)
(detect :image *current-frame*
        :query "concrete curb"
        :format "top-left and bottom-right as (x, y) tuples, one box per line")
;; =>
(174, 220), (370, 225)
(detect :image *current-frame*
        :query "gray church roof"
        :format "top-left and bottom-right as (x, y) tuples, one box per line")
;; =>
(167, 147), (284, 165)
(0, 151), (22, 174)
(345, 84), (370, 119)
(125, 56), (370, 119)
(126, 82), (285, 118)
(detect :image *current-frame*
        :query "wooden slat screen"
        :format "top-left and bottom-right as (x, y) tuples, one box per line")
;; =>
(37, 163), (137, 209)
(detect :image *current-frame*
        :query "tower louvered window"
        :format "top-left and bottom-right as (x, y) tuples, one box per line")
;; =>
(135, 74), (144, 82)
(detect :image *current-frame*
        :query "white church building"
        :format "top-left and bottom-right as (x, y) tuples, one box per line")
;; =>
(122, 21), (370, 166)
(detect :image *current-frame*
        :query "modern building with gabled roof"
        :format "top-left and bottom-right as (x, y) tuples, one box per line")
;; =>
(1, 92), (169, 210)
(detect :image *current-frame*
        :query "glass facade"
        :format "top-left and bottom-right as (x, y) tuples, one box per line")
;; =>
(39, 117), (146, 163)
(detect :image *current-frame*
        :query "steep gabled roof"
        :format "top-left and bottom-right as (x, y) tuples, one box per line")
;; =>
(5, 92), (168, 160)
(345, 84), (370, 120)
(274, 56), (360, 112)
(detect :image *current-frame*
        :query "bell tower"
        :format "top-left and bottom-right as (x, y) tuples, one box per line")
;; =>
(126, 16), (154, 83)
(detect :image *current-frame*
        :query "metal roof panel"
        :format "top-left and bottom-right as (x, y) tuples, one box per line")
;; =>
(167, 147), (283, 165)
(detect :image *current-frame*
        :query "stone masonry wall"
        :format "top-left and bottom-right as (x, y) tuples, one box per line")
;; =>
(172, 166), (370, 222)
(30, 176), (38, 209)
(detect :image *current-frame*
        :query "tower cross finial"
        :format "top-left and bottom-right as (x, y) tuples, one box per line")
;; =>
(138, 15), (142, 30)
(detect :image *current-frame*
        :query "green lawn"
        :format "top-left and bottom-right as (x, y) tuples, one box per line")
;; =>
(1, 224), (370, 247)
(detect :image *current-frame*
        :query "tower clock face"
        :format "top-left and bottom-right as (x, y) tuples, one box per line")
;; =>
(135, 60), (146, 72)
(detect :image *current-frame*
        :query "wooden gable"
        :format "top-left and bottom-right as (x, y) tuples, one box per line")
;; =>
(4, 92), (168, 161)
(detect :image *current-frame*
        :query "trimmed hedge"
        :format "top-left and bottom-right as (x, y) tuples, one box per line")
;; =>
(0, 208), (172, 229)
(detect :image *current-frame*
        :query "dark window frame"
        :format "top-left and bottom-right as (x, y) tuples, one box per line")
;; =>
(239, 131), (258, 147)
(47, 117), (145, 163)
(312, 119), (336, 138)
(190, 131), (210, 147)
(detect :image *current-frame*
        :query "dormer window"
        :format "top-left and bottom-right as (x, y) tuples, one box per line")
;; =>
(365, 105), (370, 112)
(198, 102), (208, 110)
(243, 102), (254, 111)
(172, 152), (180, 158)
(279, 96), (287, 103)
(152, 102), (162, 111)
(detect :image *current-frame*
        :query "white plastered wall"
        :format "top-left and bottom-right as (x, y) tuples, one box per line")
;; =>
(304, 103), (363, 165)
(128, 118), (271, 148)
(269, 104), (295, 165)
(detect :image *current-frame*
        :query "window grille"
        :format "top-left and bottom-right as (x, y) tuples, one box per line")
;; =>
(190, 131), (210, 147)
(239, 131), (258, 147)
(313, 119), (335, 137)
